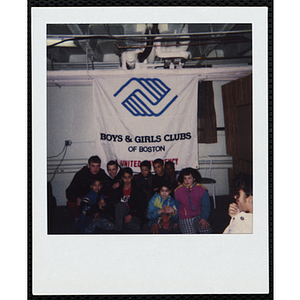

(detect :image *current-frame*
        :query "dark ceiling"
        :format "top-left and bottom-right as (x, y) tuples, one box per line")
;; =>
(47, 23), (252, 71)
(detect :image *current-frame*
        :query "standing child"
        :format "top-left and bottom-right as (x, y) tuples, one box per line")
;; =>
(223, 172), (253, 234)
(174, 168), (212, 234)
(165, 161), (178, 182)
(133, 160), (154, 204)
(147, 181), (178, 234)
(152, 158), (177, 194)
(76, 180), (113, 233)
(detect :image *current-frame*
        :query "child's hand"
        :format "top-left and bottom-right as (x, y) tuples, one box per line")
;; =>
(158, 207), (167, 214)
(228, 203), (240, 217)
(76, 197), (82, 206)
(199, 218), (210, 229)
(98, 198), (106, 209)
(112, 182), (120, 189)
(124, 214), (132, 224)
(94, 213), (99, 221)
(164, 205), (175, 214)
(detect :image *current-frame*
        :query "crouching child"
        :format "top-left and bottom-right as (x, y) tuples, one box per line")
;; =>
(109, 167), (147, 233)
(147, 181), (178, 234)
(175, 168), (213, 234)
(84, 194), (114, 233)
(76, 180), (114, 233)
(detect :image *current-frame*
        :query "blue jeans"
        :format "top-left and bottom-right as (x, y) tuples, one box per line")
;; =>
(84, 217), (114, 233)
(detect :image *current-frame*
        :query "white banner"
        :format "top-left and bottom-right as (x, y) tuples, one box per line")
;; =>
(93, 73), (199, 172)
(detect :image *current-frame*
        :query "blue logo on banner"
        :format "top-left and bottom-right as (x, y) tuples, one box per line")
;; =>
(113, 78), (178, 117)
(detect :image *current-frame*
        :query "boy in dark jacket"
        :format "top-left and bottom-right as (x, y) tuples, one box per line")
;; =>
(105, 160), (122, 192)
(152, 158), (177, 196)
(109, 167), (147, 232)
(133, 160), (154, 204)
(84, 194), (115, 233)
(65, 155), (107, 218)
(76, 180), (114, 233)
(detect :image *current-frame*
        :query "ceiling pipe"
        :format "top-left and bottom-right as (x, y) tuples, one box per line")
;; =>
(116, 38), (250, 51)
(47, 30), (252, 41)
(137, 24), (159, 63)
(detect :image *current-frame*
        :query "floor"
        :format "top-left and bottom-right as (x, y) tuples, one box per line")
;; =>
(48, 196), (233, 235)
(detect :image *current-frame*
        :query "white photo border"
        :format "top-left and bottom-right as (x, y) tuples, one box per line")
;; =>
(31, 6), (270, 296)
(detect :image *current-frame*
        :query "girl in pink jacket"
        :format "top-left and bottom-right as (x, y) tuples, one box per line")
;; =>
(175, 168), (212, 234)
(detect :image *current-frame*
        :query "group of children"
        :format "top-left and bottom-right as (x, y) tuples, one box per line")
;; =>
(66, 155), (253, 235)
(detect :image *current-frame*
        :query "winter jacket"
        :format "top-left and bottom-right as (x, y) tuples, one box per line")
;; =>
(76, 189), (98, 233)
(147, 193), (178, 227)
(65, 166), (108, 202)
(108, 181), (148, 222)
(134, 172), (154, 203)
(102, 167), (122, 195)
(78, 189), (98, 216)
(174, 182), (211, 220)
(152, 173), (177, 193)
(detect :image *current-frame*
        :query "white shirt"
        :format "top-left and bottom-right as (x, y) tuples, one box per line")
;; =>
(223, 211), (253, 234)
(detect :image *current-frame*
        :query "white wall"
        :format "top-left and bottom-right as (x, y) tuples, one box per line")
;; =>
(47, 86), (96, 157)
(47, 81), (231, 206)
(47, 86), (97, 206)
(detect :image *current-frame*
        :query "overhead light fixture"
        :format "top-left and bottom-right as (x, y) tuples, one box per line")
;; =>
(121, 50), (145, 70)
(46, 39), (77, 47)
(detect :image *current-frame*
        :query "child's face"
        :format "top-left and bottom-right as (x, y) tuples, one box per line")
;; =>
(165, 164), (174, 176)
(107, 164), (118, 178)
(154, 163), (164, 176)
(159, 186), (170, 199)
(183, 174), (195, 187)
(91, 181), (102, 193)
(141, 166), (150, 177)
(88, 162), (100, 175)
(235, 189), (253, 212)
(99, 198), (106, 208)
(122, 172), (133, 186)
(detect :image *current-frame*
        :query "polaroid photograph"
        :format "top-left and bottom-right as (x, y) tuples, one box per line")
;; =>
(30, 5), (271, 297)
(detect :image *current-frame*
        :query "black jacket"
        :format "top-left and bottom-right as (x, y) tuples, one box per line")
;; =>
(152, 173), (178, 192)
(65, 166), (108, 202)
(102, 168), (123, 196)
(133, 172), (154, 203)
(108, 181), (148, 221)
